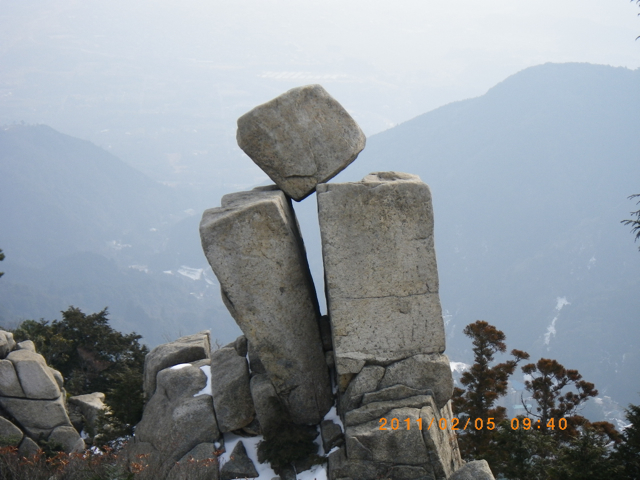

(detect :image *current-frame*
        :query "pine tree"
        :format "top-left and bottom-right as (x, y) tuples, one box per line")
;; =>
(13, 306), (148, 439)
(615, 402), (640, 479)
(452, 320), (529, 459)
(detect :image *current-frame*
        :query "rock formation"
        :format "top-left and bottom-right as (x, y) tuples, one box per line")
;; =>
(236, 84), (366, 201)
(200, 187), (332, 425)
(131, 84), (495, 479)
(0, 330), (84, 454)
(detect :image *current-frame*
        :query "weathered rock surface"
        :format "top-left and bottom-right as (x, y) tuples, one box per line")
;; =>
(339, 365), (385, 414)
(449, 460), (496, 480)
(0, 396), (70, 439)
(346, 407), (430, 465)
(0, 331), (16, 359)
(321, 420), (343, 452)
(16, 340), (36, 352)
(7, 349), (60, 399)
(0, 359), (26, 397)
(344, 395), (433, 427)
(135, 362), (220, 476)
(143, 331), (211, 399)
(68, 392), (107, 442)
(200, 187), (332, 424)
(236, 84), (366, 201)
(18, 436), (40, 457)
(250, 374), (281, 436)
(220, 441), (258, 480)
(210, 346), (254, 432)
(378, 354), (453, 409)
(420, 399), (463, 479)
(168, 443), (221, 480)
(317, 172), (446, 376)
(361, 385), (432, 406)
(0, 416), (23, 445)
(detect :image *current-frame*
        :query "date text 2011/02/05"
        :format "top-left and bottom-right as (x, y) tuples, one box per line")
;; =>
(378, 417), (568, 431)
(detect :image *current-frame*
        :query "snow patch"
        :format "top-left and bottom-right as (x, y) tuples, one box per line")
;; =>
(128, 265), (148, 273)
(450, 361), (470, 374)
(170, 363), (191, 370)
(194, 365), (212, 397)
(178, 266), (204, 280)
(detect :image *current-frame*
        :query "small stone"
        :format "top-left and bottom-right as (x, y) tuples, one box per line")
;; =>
(449, 460), (496, 480)
(0, 331), (16, 359)
(378, 354), (453, 409)
(48, 425), (85, 453)
(361, 385), (433, 405)
(143, 331), (211, 399)
(16, 340), (36, 352)
(236, 84), (366, 201)
(321, 420), (343, 453)
(0, 417), (23, 445)
(220, 441), (259, 479)
(339, 366), (385, 414)
(344, 396), (433, 427)
(234, 335), (248, 357)
(250, 374), (282, 437)
(18, 436), (40, 458)
(210, 347), (254, 432)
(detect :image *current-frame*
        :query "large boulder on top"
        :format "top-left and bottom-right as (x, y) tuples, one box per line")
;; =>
(200, 186), (332, 425)
(236, 84), (366, 201)
(143, 331), (211, 399)
(317, 172), (446, 376)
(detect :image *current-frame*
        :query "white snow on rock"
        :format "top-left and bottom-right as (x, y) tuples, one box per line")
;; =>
(194, 365), (212, 397)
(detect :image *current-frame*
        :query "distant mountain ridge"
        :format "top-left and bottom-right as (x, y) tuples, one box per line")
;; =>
(0, 124), (238, 345)
(0, 62), (638, 410)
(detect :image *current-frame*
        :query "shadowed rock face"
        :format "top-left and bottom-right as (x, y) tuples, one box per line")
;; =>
(318, 172), (446, 376)
(200, 187), (332, 425)
(236, 84), (366, 201)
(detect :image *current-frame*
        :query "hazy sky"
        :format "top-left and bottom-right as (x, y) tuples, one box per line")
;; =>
(2, 0), (639, 134)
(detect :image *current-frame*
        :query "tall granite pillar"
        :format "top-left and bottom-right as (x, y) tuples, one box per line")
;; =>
(318, 172), (462, 480)
(200, 186), (332, 425)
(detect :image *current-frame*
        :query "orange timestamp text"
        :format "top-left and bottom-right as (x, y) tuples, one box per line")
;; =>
(379, 417), (568, 431)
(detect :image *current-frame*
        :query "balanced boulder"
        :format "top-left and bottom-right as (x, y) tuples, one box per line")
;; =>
(236, 85), (366, 201)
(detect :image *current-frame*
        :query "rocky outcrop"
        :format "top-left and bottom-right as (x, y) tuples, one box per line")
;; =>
(135, 84), (483, 479)
(220, 441), (258, 480)
(210, 346), (253, 432)
(317, 172), (461, 478)
(236, 84), (366, 201)
(0, 330), (84, 453)
(143, 331), (211, 400)
(132, 333), (220, 478)
(200, 187), (332, 425)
